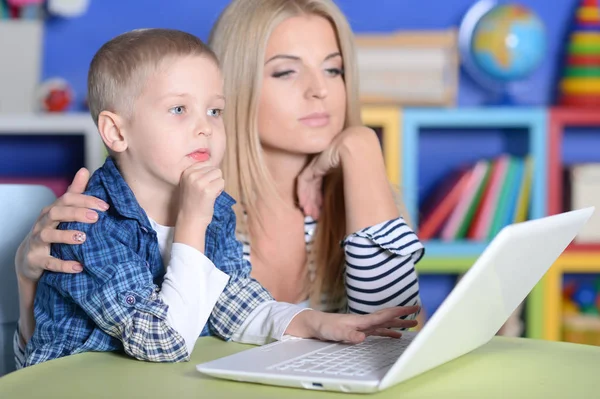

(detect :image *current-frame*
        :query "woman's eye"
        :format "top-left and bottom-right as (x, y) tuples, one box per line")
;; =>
(272, 70), (294, 78)
(169, 106), (185, 115)
(207, 109), (223, 117)
(326, 68), (344, 77)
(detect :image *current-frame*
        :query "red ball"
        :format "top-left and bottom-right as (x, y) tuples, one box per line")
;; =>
(37, 78), (73, 113)
(44, 88), (72, 112)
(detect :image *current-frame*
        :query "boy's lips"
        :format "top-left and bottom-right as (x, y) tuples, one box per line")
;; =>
(188, 149), (210, 162)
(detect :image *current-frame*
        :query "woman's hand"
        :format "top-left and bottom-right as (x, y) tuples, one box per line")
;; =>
(296, 126), (379, 220)
(286, 305), (419, 344)
(15, 168), (109, 281)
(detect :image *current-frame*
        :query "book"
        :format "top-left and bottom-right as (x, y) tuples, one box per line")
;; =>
(440, 160), (490, 241)
(470, 155), (510, 241)
(418, 166), (471, 240)
(514, 156), (533, 223)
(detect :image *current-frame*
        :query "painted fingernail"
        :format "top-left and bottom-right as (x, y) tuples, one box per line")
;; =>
(73, 232), (86, 243)
(86, 210), (98, 220)
(72, 264), (83, 272)
(98, 201), (109, 211)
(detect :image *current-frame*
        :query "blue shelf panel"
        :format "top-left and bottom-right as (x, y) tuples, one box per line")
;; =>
(401, 107), (547, 127)
(422, 240), (489, 258)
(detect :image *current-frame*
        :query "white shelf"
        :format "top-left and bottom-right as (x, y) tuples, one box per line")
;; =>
(0, 113), (104, 172)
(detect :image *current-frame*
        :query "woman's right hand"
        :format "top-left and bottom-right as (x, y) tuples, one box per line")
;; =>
(14, 168), (109, 281)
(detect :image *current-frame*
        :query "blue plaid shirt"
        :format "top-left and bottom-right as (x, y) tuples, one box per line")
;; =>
(25, 157), (273, 366)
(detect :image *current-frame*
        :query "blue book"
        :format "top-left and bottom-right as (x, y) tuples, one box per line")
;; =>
(504, 157), (525, 228)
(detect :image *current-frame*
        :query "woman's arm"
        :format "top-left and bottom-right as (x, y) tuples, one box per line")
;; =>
(296, 127), (401, 234)
(297, 127), (424, 315)
(337, 128), (423, 314)
(336, 127), (400, 233)
(14, 168), (108, 342)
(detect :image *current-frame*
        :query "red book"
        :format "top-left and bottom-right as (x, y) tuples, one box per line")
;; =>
(419, 167), (471, 240)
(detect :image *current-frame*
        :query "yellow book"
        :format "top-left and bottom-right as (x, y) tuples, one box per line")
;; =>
(514, 156), (533, 223)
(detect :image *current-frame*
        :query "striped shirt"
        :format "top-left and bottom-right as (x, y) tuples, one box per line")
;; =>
(239, 216), (424, 315)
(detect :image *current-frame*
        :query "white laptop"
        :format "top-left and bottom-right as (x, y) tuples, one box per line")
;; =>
(196, 207), (594, 393)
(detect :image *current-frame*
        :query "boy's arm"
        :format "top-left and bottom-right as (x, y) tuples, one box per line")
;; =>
(207, 214), (278, 340)
(160, 242), (229, 353)
(49, 220), (189, 362)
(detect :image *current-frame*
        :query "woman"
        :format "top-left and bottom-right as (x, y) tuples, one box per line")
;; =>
(14, 0), (424, 365)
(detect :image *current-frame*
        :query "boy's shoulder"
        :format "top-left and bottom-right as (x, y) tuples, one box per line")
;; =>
(58, 160), (139, 234)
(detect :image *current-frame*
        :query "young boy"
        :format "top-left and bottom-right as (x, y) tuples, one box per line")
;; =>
(24, 29), (417, 366)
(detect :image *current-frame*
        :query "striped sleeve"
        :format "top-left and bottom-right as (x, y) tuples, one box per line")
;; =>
(342, 217), (424, 316)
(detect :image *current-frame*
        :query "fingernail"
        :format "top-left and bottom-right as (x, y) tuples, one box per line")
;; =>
(86, 210), (98, 220)
(73, 232), (86, 243)
(72, 264), (83, 272)
(98, 202), (109, 211)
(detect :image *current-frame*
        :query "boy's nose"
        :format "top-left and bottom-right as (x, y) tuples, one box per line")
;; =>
(197, 120), (212, 136)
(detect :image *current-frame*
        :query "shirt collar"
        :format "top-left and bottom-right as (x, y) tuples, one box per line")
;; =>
(94, 157), (236, 227)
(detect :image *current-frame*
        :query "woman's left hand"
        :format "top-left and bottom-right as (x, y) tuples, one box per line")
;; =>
(296, 126), (378, 220)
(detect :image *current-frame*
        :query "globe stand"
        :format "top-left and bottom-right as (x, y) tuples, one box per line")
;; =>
(486, 88), (518, 106)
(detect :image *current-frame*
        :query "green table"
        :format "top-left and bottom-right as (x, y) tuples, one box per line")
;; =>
(1, 337), (599, 398)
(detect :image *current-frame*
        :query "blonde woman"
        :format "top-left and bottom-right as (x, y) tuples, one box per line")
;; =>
(13, 0), (424, 367)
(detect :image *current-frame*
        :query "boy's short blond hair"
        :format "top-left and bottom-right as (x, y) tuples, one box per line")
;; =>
(88, 28), (217, 125)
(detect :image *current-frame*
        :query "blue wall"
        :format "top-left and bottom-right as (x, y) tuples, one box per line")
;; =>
(43, 0), (580, 110)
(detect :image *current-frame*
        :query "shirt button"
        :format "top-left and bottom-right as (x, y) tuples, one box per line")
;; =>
(125, 295), (136, 305)
(141, 226), (148, 233)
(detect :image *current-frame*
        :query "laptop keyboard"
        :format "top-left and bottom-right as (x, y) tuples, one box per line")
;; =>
(267, 336), (413, 377)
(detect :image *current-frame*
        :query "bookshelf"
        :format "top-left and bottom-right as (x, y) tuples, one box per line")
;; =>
(0, 113), (103, 172)
(544, 107), (600, 342)
(544, 253), (600, 341)
(0, 113), (104, 196)
(400, 107), (548, 339)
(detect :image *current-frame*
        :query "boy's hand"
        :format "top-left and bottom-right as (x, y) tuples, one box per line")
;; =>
(285, 306), (419, 344)
(174, 165), (224, 252)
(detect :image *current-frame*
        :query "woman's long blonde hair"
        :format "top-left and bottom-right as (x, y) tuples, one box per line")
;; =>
(209, 0), (361, 309)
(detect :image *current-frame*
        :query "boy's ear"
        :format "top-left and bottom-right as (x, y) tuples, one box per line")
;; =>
(97, 111), (128, 153)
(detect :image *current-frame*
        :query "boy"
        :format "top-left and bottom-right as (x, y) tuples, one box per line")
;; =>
(25, 29), (417, 366)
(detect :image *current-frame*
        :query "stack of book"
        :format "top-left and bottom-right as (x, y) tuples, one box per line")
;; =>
(418, 155), (533, 241)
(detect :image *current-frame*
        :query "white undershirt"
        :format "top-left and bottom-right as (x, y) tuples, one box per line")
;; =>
(150, 218), (308, 355)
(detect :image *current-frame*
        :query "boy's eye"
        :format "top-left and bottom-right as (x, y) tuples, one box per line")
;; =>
(207, 109), (223, 117)
(169, 106), (185, 115)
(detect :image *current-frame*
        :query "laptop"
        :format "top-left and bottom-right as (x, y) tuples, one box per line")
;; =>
(196, 207), (594, 393)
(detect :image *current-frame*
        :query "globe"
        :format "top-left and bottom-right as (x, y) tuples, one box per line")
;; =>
(460, 1), (547, 94)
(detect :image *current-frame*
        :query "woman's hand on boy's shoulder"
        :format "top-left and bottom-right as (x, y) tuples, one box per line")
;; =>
(15, 168), (107, 281)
